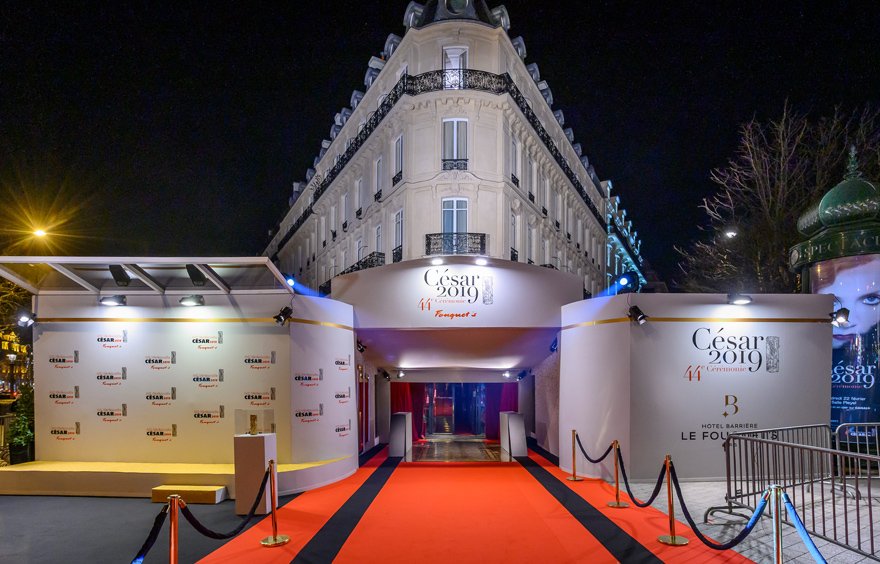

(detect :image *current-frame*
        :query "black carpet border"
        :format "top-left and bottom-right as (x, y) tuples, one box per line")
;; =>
(516, 456), (664, 564)
(358, 442), (386, 467)
(526, 436), (559, 466)
(291, 455), (401, 564)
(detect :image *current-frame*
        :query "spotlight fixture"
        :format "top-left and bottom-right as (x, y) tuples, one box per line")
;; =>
(725, 229), (737, 239)
(516, 370), (527, 381)
(549, 338), (558, 353)
(17, 310), (35, 328)
(357, 339), (366, 353)
(831, 307), (850, 327)
(281, 273), (296, 287)
(628, 305), (648, 325)
(727, 293), (753, 305)
(397, 370), (405, 379)
(99, 295), (127, 307)
(273, 306), (293, 325)
(613, 271), (640, 294)
(34, 229), (47, 237)
(179, 295), (205, 307)
(382, 370), (391, 381)
(475, 258), (488, 266)
(431, 258), (443, 266)
(185, 264), (207, 286)
(109, 265), (131, 287)
(7, 354), (16, 361)
(503, 371), (511, 379)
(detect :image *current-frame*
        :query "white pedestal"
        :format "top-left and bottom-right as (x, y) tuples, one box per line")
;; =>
(389, 412), (412, 457)
(233, 433), (277, 515)
(500, 411), (527, 457)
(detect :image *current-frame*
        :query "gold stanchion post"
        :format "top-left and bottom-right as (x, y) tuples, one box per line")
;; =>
(169, 494), (180, 564)
(566, 430), (584, 481)
(606, 440), (628, 508)
(657, 455), (688, 546)
(261, 460), (291, 547)
(770, 484), (784, 563)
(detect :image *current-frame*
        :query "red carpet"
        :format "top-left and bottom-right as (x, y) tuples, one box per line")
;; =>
(196, 448), (755, 564)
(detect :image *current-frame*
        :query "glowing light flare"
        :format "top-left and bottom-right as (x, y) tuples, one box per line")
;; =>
(33, 229), (47, 237)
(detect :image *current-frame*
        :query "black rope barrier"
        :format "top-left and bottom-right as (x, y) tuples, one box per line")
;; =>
(129, 504), (169, 564)
(669, 463), (768, 550)
(575, 434), (614, 464)
(615, 448), (667, 508)
(179, 467), (272, 540)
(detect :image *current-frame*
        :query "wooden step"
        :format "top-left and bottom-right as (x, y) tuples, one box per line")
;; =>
(151, 485), (228, 504)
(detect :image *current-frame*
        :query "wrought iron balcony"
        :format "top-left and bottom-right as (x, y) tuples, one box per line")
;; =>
(542, 207), (547, 216)
(331, 230), (337, 241)
(510, 248), (518, 262)
(528, 192), (535, 202)
(392, 170), (402, 186)
(540, 263), (557, 270)
(510, 173), (519, 187)
(319, 280), (332, 296)
(342, 221), (348, 232)
(527, 259), (534, 265)
(442, 159), (468, 171)
(322, 240), (326, 248)
(392, 245), (403, 263)
(374, 190), (383, 201)
(273, 69), (607, 256)
(425, 233), (487, 256)
(567, 232), (571, 240)
(577, 243), (580, 250)
(356, 208), (363, 219)
(555, 220), (560, 230)
(340, 251), (385, 276)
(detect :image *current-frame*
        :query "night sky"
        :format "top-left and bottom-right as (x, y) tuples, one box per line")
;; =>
(2, 1), (878, 286)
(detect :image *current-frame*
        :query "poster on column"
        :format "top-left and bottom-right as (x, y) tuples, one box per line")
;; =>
(812, 256), (880, 432)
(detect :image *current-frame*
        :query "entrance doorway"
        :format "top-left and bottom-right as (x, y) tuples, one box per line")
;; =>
(426, 383), (485, 436)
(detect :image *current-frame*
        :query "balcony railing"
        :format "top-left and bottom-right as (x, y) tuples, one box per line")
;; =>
(510, 173), (519, 187)
(319, 280), (332, 295)
(527, 259), (534, 265)
(271, 69), (606, 257)
(392, 245), (403, 263)
(442, 159), (468, 171)
(392, 170), (402, 186)
(356, 208), (363, 219)
(340, 251), (385, 276)
(374, 190), (382, 201)
(510, 248), (518, 262)
(425, 233), (487, 256)
(528, 192), (535, 202)
(540, 263), (557, 270)
(542, 207), (548, 216)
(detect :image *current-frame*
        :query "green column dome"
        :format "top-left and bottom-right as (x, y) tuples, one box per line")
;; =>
(790, 147), (880, 270)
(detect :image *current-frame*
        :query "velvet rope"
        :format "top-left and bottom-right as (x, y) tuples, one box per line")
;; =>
(574, 434), (614, 464)
(782, 493), (828, 563)
(179, 468), (271, 540)
(129, 504), (169, 564)
(669, 463), (768, 550)
(615, 448), (667, 508)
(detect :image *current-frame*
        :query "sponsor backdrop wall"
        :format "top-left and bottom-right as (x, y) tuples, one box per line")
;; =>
(560, 294), (832, 480)
(34, 294), (357, 473)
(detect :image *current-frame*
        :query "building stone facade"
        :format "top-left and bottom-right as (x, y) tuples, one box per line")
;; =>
(264, 2), (646, 297)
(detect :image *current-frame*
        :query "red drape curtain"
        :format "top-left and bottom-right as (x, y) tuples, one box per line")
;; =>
(390, 382), (426, 441)
(485, 382), (519, 440)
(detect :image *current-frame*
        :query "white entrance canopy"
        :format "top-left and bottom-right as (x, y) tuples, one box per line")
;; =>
(0, 257), (294, 296)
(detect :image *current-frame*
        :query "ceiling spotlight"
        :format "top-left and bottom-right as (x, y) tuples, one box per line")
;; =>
(179, 295), (205, 307)
(516, 370), (527, 381)
(280, 272), (296, 287)
(99, 295), (127, 307)
(382, 370), (391, 381)
(475, 258), (488, 266)
(185, 264), (207, 286)
(17, 310), (35, 328)
(549, 338), (558, 353)
(727, 293), (752, 305)
(628, 305), (648, 325)
(613, 271), (640, 294)
(397, 370), (405, 379)
(503, 371), (511, 379)
(357, 339), (366, 353)
(431, 258), (443, 266)
(274, 306), (293, 325)
(832, 307), (850, 327)
(109, 265), (131, 287)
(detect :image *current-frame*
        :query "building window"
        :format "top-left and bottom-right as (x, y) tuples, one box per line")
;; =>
(442, 119), (468, 170)
(527, 158), (533, 194)
(395, 210), (403, 246)
(442, 198), (468, 233)
(543, 239), (549, 265)
(357, 239), (364, 261)
(394, 136), (403, 175)
(375, 224), (382, 256)
(510, 138), (518, 178)
(342, 250), (348, 270)
(330, 205), (337, 231)
(375, 157), (382, 195)
(510, 212), (517, 254)
(527, 228), (533, 263)
(398, 64), (407, 79)
(342, 194), (348, 225)
(442, 47), (467, 89)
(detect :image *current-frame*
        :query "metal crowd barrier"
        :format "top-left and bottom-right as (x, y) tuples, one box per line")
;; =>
(707, 428), (879, 561)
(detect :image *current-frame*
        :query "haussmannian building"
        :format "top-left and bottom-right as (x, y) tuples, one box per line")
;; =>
(263, 1), (646, 297)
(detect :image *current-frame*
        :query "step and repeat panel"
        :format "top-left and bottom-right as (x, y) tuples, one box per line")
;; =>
(35, 320), (291, 463)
